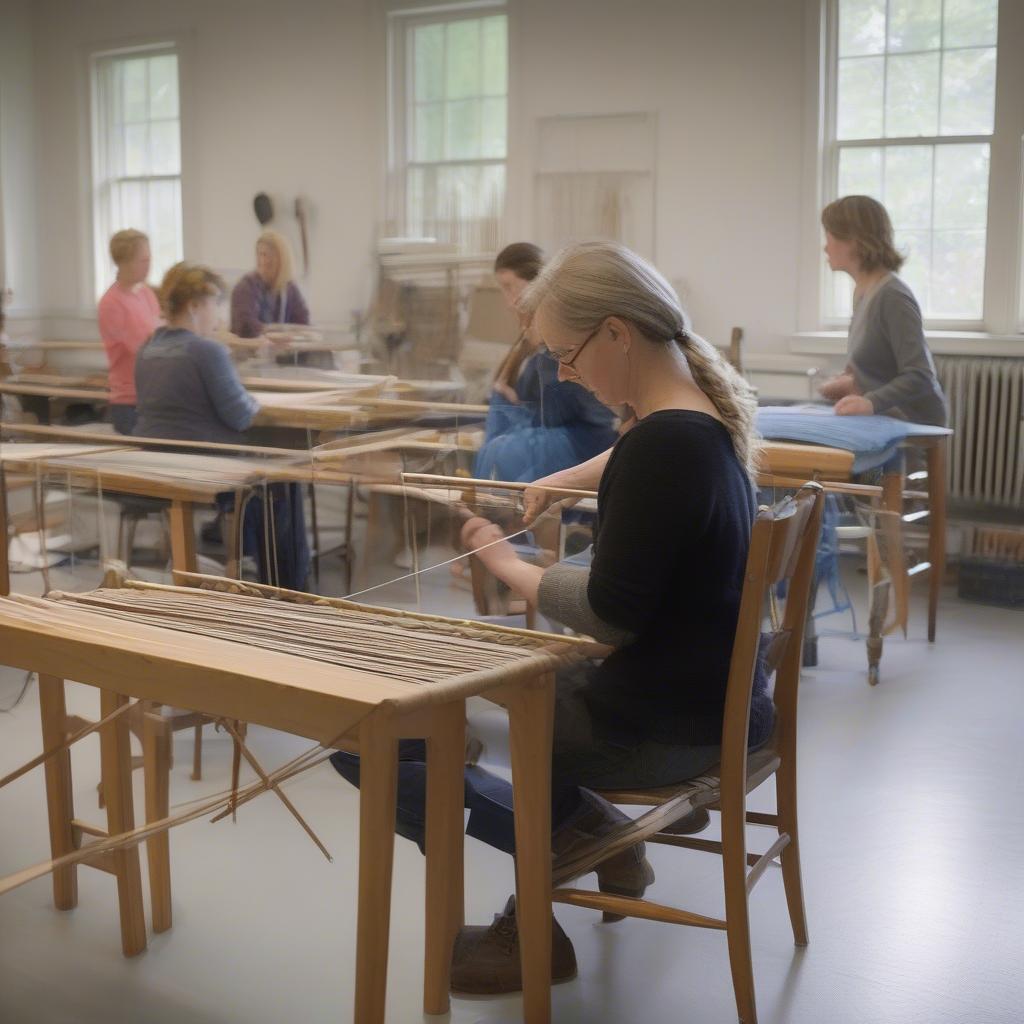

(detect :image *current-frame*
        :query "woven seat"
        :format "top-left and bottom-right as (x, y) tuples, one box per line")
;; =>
(552, 484), (825, 1024)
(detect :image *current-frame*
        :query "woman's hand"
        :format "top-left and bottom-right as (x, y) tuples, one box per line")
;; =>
(461, 516), (520, 572)
(819, 373), (857, 401)
(492, 381), (519, 404)
(834, 394), (874, 416)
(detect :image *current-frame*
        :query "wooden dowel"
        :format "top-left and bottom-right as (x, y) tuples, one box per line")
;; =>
(401, 472), (598, 500)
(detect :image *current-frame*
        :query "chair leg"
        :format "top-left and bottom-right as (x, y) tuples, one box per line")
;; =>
(775, 763), (809, 947)
(192, 723), (203, 781)
(116, 513), (127, 565)
(721, 794), (757, 1024)
(123, 515), (139, 569)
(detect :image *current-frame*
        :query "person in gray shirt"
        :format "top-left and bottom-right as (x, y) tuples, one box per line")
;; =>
(135, 264), (260, 444)
(135, 264), (309, 590)
(818, 195), (947, 426)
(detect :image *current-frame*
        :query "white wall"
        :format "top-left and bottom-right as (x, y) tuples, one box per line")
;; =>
(507, 0), (810, 352)
(18, 0), (823, 353)
(27, 0), (384, 331)
(0, 0), (41, 322)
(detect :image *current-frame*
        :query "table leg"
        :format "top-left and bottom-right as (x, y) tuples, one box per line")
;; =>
(99, 688), (147, 957)
(0, 463), (10, 597)
(354, 719), (399, 1024)
(881, 470), (908, 636)
(38, 674), (77, 911)
(144, 706), (173, 933)
(423, 703), (466, 1014)
(926, 438), (947, 643)
(507, 674), (555, 1024)
(169, 499), (197, 574)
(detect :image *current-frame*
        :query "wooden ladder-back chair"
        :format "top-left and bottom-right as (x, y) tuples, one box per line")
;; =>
(551, 483), (825, 1024)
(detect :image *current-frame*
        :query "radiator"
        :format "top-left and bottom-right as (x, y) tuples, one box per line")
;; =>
(934, 356), (1024, 510)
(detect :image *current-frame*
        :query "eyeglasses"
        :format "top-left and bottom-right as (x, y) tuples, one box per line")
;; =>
(552, 324), (602, 378)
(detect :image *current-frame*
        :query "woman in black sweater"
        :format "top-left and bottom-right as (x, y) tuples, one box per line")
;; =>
(333, 241), (767, 992)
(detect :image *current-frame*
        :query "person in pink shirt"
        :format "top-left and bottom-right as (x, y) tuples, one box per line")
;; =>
(97, 229), (161, 434)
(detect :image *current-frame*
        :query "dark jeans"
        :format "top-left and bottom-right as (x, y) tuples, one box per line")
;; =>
(215, 482), (311, 592)
(330, 665), (722, 857)
(109, 404), (137, 435)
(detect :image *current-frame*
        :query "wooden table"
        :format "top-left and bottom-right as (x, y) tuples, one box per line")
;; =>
(0, 443), (311, 581)
(757, 436), (948, 684)
(0, 575), (588, 1023)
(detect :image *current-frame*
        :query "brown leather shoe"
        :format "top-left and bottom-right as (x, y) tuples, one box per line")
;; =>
(450, 896), (577, 995)
(552, 789), (655, 923)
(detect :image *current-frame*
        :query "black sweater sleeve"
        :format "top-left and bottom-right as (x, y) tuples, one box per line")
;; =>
(587, 417), (714, 635)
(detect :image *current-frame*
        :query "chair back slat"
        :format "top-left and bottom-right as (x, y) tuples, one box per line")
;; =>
(763, 494), (820, 587)
(719, 485), (824, 788)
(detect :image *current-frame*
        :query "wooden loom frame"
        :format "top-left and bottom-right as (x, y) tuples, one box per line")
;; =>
(0, 572), (595, 1024)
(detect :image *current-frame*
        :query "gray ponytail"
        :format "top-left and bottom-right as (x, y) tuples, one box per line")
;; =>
(520, 241), (759, 472)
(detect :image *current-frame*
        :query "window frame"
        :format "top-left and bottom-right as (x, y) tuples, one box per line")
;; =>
(820, 0), (1004, 331)
(387, 0), (508, 246)
(88, 40), (184, 303)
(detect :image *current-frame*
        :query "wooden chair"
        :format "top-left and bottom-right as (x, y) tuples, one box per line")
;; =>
(551, 483), (825, 1024)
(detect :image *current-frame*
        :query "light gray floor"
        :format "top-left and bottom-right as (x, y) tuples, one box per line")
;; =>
(1, 548), (1022, 1024)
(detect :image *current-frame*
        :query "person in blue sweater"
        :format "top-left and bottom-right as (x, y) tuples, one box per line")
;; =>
(474, 243), (618, 482)
(134, 263), (309, 590)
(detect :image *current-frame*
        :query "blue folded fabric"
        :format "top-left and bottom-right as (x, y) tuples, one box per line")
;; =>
(756, 405), (949, 473)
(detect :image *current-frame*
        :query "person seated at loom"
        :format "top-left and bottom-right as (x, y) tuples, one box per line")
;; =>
(818, 195), (946, 427)
(474, 242), (618, 482)
(97, 229), (162, 435)
(230, 229), (329, 368)
(331, 241), (773, 992)
(134, 262), (310, 590)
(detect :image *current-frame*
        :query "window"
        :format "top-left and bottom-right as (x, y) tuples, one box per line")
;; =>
(391, 7), (507, 252)
(826, 0), (999, 323)
(91, 46), (182, 300)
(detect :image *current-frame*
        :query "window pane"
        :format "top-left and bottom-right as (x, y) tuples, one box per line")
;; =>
(888, 0), (941, 52)
(933, 143), (989, 229)
(940, 47), (996, 136)
(121, 58), (148, 123)
(838, 146), (883, 197)
(414, 24), (444, 103)
(414, 103), (444, 162)
(149, 120), (180, 175)
(446, 99), (480, 160)
(149, 54), (178, 119)
(407, 162), (505, 251)
(895, 228), (932, 313)
(885, 53), (939, 137)
(884, 145), (932, 229)
(446, 20), (481, 99)
(931, 229), (985, 319)
(124, 123), (148, 175)
(147, 179), (183, 285)
(837, 57), (884, 139)
(839, 0), (886, 56)
(111, 180), (146, 231)
(481, 97), (506, 159)
(943, 0), (998, 48)
(481, 15), (507, 95)
(831, 272), (854, 319)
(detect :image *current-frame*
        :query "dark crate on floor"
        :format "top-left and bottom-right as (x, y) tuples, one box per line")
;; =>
(957, 556), (1024, 609)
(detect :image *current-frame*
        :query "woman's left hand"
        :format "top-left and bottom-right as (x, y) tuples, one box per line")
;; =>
(834, 394), (874, 416)
(461, 516), (520, 570)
